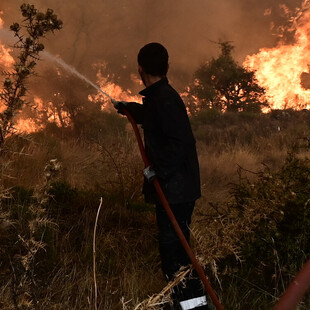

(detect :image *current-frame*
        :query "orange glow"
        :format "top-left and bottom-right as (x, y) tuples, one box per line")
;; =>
(14, 97), (44, 133)
(264, 8), (272, 16)
(90, 71), (141, 111)
(244, 3), (310, 110)
(14, 97), (71, 133)
(0, 17), (14, 69)
(15, 118), (43, 134)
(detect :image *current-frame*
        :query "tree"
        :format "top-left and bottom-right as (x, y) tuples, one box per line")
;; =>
(188, 42), (268, 114)
(0, 3), (62, 151)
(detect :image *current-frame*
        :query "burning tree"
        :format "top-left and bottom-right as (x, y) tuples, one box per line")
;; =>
(244, 3), (310, 110)
(0, 3), (62, 151)
(188, 42), (268, 114)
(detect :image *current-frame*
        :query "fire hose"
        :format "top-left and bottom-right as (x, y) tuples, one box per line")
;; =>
(274, 258), (310, 310)
(120, 107), (225, 310)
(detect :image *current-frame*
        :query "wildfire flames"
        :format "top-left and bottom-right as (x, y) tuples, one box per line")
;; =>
(0, 17), (14, 69)
(90, 71), (142, 111)
(1, 3), (310, 135)
(244, 2), (310, 110)
(0, 18), (141, 133)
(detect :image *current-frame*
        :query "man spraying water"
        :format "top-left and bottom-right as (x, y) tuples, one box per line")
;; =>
(114, 42), (208, 310)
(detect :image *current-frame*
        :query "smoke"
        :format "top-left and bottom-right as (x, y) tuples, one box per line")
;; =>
(0, 0), (305, 92)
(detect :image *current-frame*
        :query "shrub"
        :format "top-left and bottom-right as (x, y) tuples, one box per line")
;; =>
(217, 149), (310, 308)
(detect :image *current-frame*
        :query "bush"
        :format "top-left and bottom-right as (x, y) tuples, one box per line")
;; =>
(217, 149), (310, 308)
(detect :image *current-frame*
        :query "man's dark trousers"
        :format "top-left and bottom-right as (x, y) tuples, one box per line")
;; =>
(156, 201), (208, 309)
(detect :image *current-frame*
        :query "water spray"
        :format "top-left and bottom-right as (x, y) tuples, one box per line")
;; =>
(42, 52), (114, 101)
(0, 27), (113, 101)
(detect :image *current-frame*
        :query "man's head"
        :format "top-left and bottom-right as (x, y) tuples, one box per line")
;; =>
(137, 43), (169, 84)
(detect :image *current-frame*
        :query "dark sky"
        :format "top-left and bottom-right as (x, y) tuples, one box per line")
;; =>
(0, 0), (304, 91)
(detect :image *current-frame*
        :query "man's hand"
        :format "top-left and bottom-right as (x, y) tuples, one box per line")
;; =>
(112, 99), (128, 115)
(143, 166), (156, 182)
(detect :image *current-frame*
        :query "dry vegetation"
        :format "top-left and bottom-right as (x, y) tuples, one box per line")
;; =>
(1, 108), (310, 309)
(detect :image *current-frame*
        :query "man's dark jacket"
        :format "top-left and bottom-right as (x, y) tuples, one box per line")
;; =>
(126, 78), (201, 204)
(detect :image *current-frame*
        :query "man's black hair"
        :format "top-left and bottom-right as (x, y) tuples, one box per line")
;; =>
(138, 42), (169, 76)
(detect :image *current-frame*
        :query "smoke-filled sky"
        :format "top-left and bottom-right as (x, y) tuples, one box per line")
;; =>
(0, 0), (304, 91)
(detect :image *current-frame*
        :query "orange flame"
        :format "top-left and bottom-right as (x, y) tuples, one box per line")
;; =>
(15, 118), (43, 134)
(14, 97), (45, 133)
(244, 3), (310, 110)
(15, 97), (71, 133)
(0, 15), (144, 133)
(90, 70), (142, 111)
(0, 16), (14, 69)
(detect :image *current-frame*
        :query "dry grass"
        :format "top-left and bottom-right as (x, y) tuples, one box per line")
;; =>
(0, 110), (309, 309)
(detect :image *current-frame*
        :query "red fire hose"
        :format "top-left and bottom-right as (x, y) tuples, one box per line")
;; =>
(274, 258), (310, 310)
(122, 108), (224, 310)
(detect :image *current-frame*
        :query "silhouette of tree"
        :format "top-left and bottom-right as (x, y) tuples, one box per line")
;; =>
(0, 3), (62, 150)
(188, 42), (268, 114)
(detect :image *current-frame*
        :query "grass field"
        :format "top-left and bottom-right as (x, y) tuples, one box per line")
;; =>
(0, 109), (310, 309)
